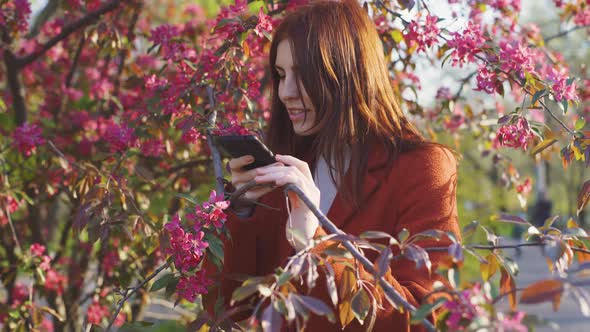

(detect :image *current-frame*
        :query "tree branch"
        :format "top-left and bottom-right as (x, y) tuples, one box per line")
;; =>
(4, 49), (27, 125)
(545, 24), (590, 43)
(105, 261), (171, 331)
(17, 0), (124, 68)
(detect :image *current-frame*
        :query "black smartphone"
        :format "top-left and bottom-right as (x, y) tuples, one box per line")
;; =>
(212, 135), (276, 170)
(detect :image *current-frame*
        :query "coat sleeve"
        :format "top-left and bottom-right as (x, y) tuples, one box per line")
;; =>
(308, 146), (460, 331)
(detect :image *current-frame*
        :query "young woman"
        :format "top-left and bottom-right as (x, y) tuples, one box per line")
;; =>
(216, 1), (460, 331)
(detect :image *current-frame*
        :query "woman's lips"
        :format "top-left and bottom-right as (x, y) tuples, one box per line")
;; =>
(288, 109), (306, 121)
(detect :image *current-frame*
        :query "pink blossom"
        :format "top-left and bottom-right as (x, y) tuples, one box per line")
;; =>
(101, 251), (120, 278)
(447, 22), (487, 66)
(475, 65), (501, 95)
(44, 269), (66, 295)
(497, 311), (527, 332)
(30, 243), (46, 257)
(574, 6), (590, 26)
(12, 283), (29, 306)
(141, 138), (165, 157)
(1, 0), (31, 32)
(404, 14), (440, 53)
(165, 215), (209, 272)
(254, 7), (273, 38)
(39, 255), (51, 271)
(149, 24), (180, 45)
(496, 117), (534, 150)
(516, 178), (532, 195)
(12, 123), (45, 157)
(498, 39), (535, 79)
(176, 269), (213, 302)
(86, 300), (109, 325)
(0, 195), (21, 225)
(444, 114), (465, 132)
(190, 191), (230, 230)
(546, 68), (579, 102)
(104, 122), (135, 153)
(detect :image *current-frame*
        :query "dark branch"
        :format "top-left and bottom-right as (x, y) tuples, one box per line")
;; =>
(18, 0), (123, 68)
(545, 24), (590, 43)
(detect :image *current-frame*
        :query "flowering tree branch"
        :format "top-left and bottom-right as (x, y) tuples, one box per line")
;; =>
(17, 0), (124, 68)
(545, 24), (590, 43)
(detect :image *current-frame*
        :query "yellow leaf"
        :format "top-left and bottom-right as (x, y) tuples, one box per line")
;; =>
(530, 138), (558, 156)
(390, 29), (404, 44)
(339, 267), (356, 300)
(480, 254), (499, 281)
(339, 298), (355, 328)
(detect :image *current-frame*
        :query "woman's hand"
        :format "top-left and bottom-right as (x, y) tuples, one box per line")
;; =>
(229, 155), (282, 204)
(254, 154), (320, 250)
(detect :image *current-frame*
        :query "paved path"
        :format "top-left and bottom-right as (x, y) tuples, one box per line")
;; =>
(497, 239), (590, 332)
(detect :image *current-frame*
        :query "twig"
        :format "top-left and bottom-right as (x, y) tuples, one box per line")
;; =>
(206, 86), (225, 195)
(18, 0), (124, 67)
(105, 261), (171, 331)
(283, 184), (436, 332)
(545, 24), (590, 43)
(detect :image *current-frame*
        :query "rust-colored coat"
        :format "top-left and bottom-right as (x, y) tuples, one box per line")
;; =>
(210, 144), (460, 331)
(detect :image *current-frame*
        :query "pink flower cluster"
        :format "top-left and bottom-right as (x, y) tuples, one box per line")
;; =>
(212, 0), (248, 42)
(496, 117), (534, 150)
(176, 269), (213, 302)
(212, 114), (253, 136)
(498, 39), (535, 79)
(447, 22), (487, 66)
(30, 243), (46, 257)
(86, 300), (109, 325)
(475, 65), (501, 95)
(443, 283), (527, 331)
(188, 191), (230, 230)
(546, 68), (579, 102)
(574, 6), (590, 26)
(404, 14), (440, 53)
(12, 123), (45, 157)
(165, 214), (209, 273)
(149, 24), (189, 61)
(104, 122), (135, 153)
(254, 7), (273, 38)
(0, 194), (21, 225)
(0, 0), (31, 33)
(486, 0), (522, 12)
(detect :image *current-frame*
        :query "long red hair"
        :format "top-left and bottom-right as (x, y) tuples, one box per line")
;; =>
(266, 0), (428, 206)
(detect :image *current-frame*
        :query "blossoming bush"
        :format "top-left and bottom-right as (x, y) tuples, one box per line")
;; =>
(0, 0), (589, 331)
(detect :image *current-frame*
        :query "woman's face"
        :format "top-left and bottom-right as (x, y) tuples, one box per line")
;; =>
(275, 39), (316, 136)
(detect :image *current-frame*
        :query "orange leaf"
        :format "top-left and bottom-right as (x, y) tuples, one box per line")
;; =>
(520, 279), (564, 311)
(577, 180), (590, 215)
(500, 268), (517, 311)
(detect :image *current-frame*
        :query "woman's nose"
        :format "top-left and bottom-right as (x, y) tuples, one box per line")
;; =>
(280, 75), (299, 101)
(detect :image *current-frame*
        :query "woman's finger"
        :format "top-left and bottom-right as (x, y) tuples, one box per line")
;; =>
(274, 154), (313, 179)
(228, 155), (254, 172)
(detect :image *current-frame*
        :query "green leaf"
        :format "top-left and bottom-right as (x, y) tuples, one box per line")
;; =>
(410, 297), (447, 324)
(561, 99), (569, 114)
(576, 118), (586, 131)
(351, 288), (371, 324)
(232, 282), (259, 303)
(247, 0), (266, 14)
(205, 232), (224, 265)
(398, 228), (409, 243)
(175, 193), (198, 205)
(150, 273), (176, 292)
(531, 89), (545, 105)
